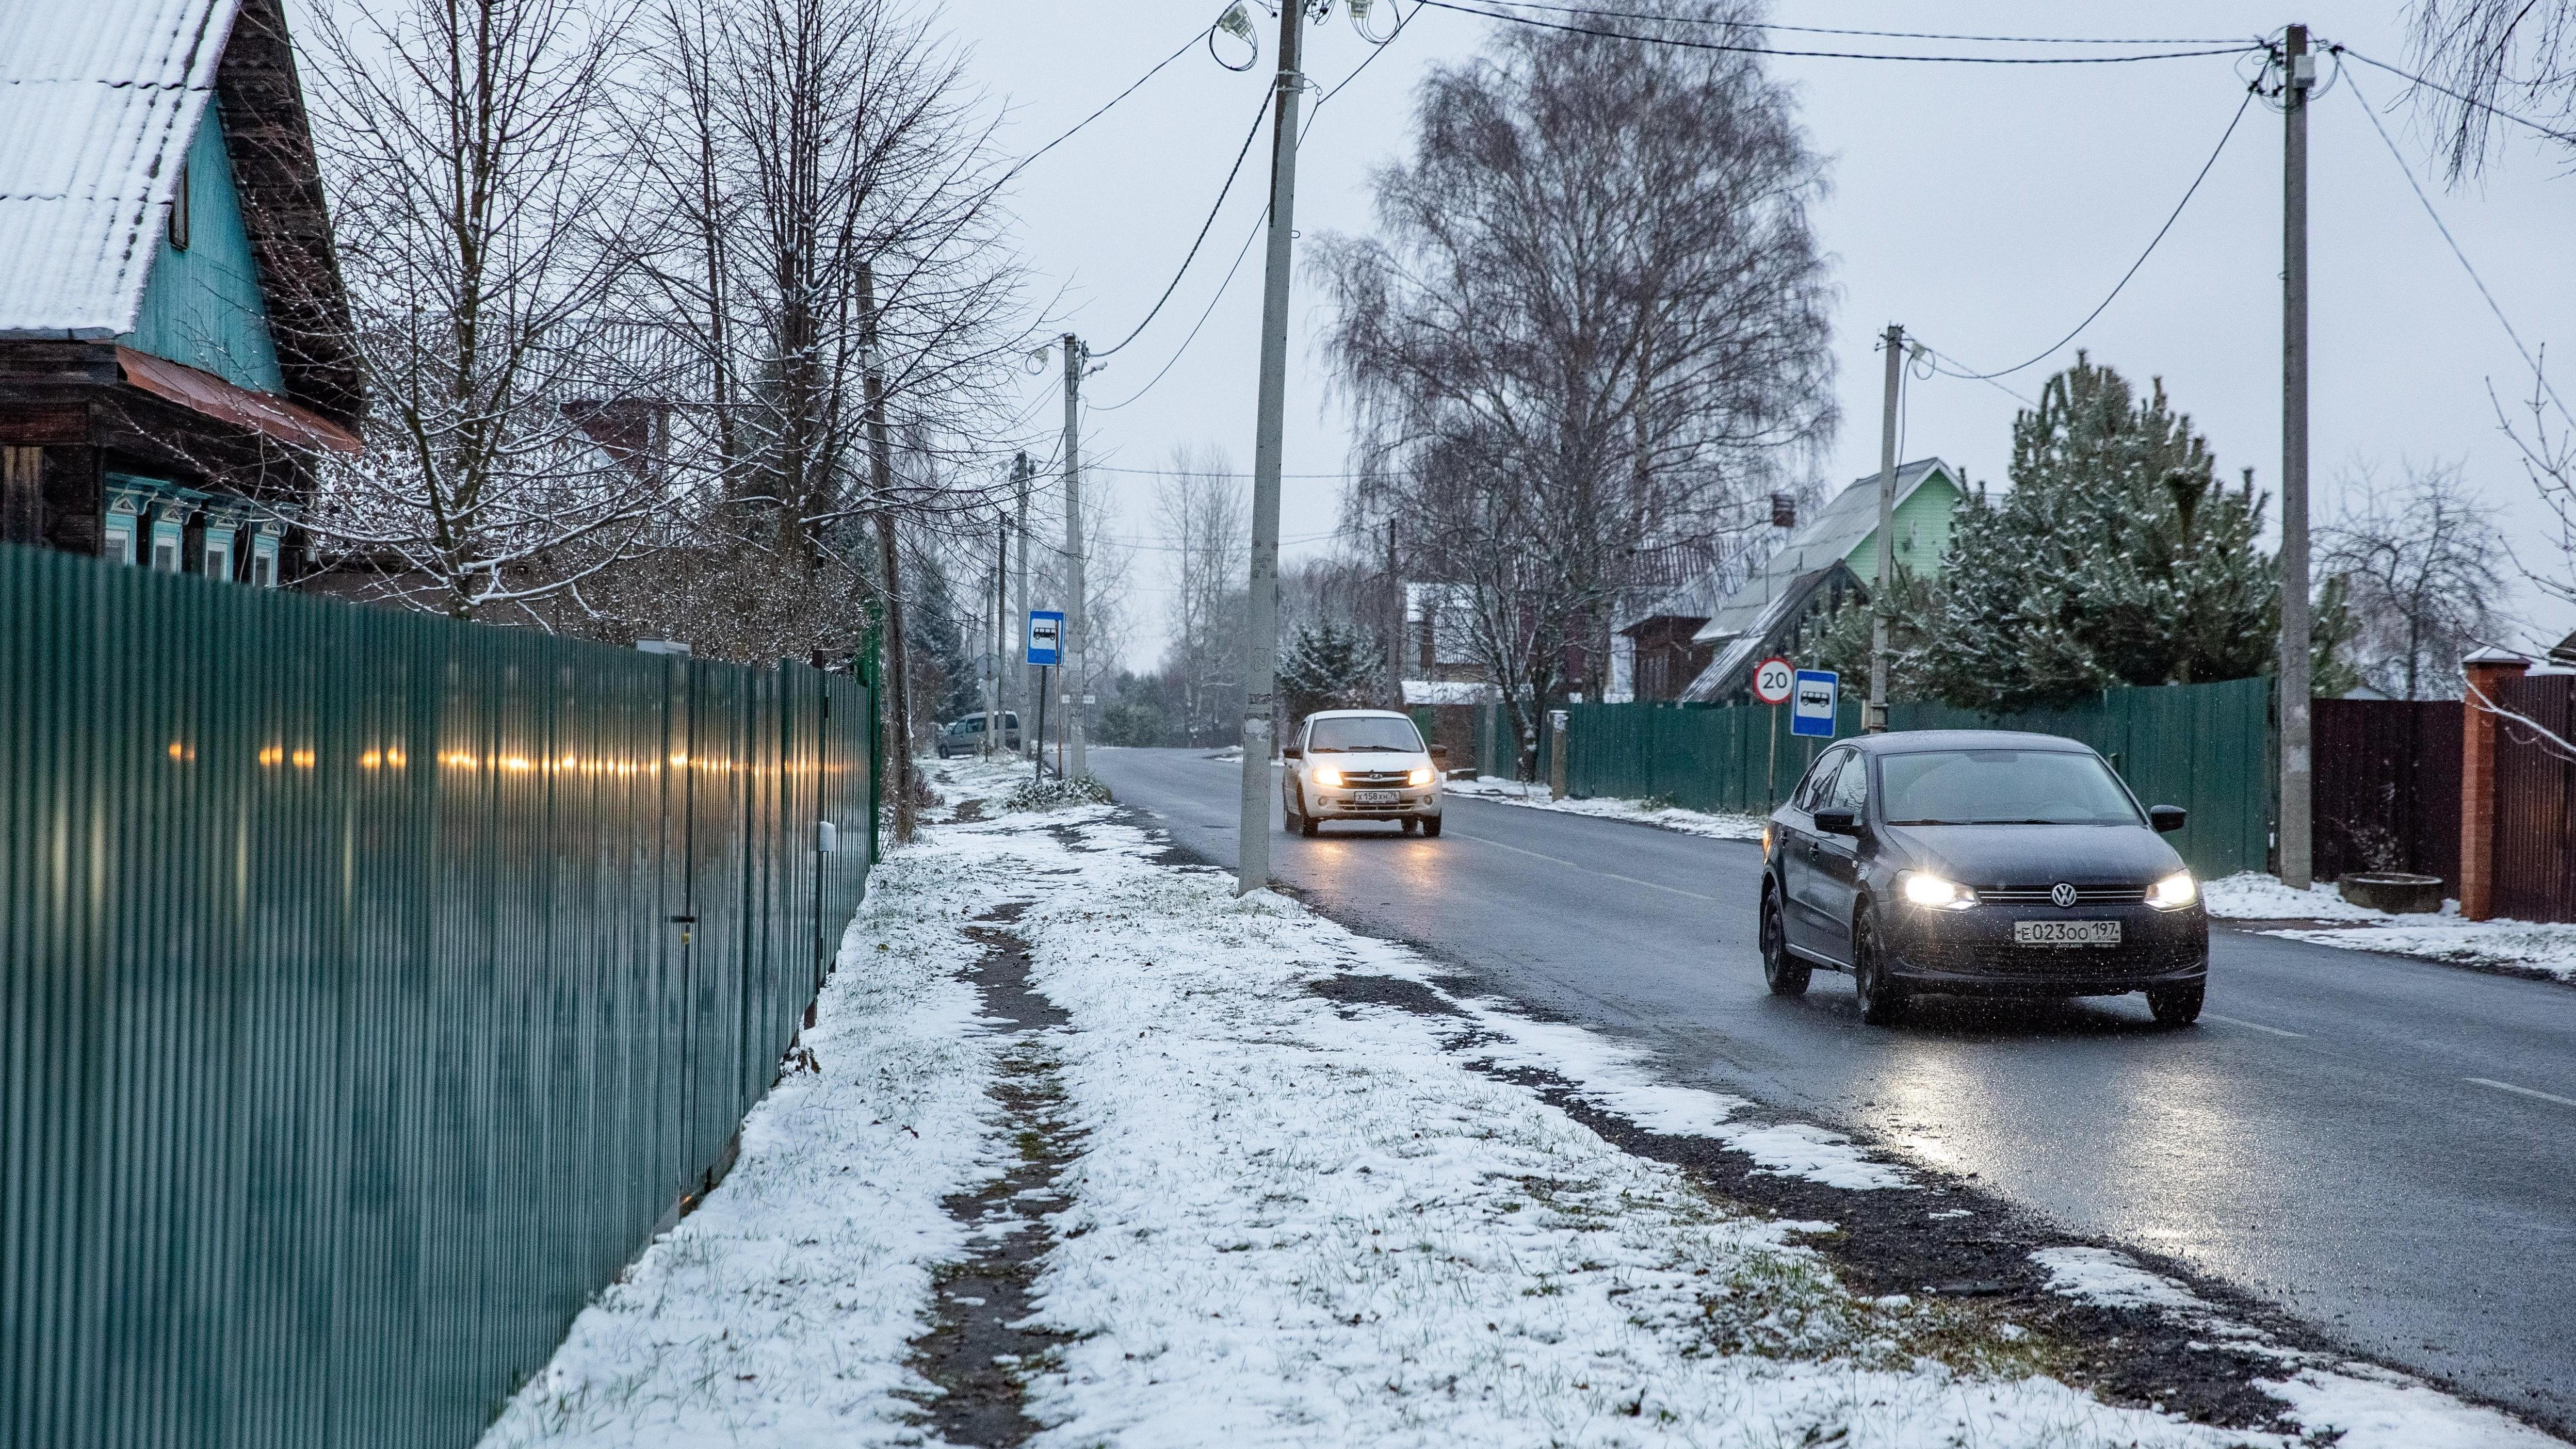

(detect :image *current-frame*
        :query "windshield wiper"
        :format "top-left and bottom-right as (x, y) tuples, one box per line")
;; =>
(1333, 744), (1407, 752)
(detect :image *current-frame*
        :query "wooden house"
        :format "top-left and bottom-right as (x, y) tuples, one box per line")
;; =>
(0, 0), (359, 583)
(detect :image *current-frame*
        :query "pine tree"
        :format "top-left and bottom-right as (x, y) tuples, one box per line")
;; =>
(1919, 356), (2293, 713)
(1279, 620), (1382, 727)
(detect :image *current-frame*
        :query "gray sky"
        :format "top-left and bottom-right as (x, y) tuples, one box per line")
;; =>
(954, 2), (2576, 667)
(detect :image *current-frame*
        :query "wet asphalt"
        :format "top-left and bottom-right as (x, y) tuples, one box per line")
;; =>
(1087, 746), (2576, 1432)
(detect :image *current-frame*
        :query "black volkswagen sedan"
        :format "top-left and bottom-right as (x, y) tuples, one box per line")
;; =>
(1758, 730), (2207, 1026)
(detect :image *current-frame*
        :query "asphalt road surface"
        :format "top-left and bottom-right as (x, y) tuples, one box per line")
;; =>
(1087, 746), (2576, 1432)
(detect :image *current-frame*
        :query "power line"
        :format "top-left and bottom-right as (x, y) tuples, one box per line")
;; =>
(2343, 64), (2576, 429)
(1927, 84), (2257, 383)
(1093, 5), (1417, 410)
(1093, 89), (1274, 356)
(1477, 3), (2249, 46)
(2331, 42), (2576, 149)
(1410, 0), (2259, 63)
(994, 28), (1207, 192)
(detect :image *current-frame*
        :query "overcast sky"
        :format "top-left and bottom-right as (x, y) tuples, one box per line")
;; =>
(949, 2), (2576, 669)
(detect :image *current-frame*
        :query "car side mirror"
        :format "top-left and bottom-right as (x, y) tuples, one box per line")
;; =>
(2149, 805), (2187, 834)
(1282, 745), (1302, 759)
(1429, 744), (1450, 762)
(1810, 808), (1860, 836)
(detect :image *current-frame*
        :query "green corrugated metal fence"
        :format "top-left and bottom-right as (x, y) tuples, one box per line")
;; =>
(1565, 676), (2276, 877)
(1, 544), (872, 1449)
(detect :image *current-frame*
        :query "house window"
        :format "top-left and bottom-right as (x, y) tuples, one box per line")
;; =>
(202, 538), (232, 581)
(103, 513), (137, 565)
(150, 521), (183, 573)
(250, 532), (281, 588)
(168, 162), (190, 251)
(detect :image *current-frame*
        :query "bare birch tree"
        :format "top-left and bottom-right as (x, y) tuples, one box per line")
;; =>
(303, 0), (665, 621)
(609, 0), (1027, 839)
(2407, 0), (2576, 177)
(1153, 446), (1249, 745)
(2321, 460), (2514, 699)
(1312, 1), (1834, 774)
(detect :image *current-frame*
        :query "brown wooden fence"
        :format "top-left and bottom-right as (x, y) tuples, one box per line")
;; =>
(2312, 698), (2462, 889)
(2489, 673), (2576, 922)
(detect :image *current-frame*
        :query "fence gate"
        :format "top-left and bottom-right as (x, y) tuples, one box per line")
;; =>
(2311, 698), (2462, 889)
(2489, 673), (2576, 923)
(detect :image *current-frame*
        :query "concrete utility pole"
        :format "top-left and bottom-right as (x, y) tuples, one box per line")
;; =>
(2279, 25), (2315, 888)
(1867, 321), (1903, 733)
(1237, 0), (1306, 896)
(985, 507), (1004, 756)
(1012, 451), (1031, 760)
(1061, 335), (1089, 780)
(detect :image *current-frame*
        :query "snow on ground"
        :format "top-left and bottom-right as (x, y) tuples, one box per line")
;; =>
(477, 846), (1011, 1446)
(2202, 872), (2576, 984)
(2031, 1248), (2563, 1448)
(1443, 774), (1768, 841)
(483, 760), (2563, 1446)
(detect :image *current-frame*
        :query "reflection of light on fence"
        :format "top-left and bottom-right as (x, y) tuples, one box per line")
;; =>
(258, 745), (284, 767)
(166, 741), (194, 762)
(290, 749), (315, 769)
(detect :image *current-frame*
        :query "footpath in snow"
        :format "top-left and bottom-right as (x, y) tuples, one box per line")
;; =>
(479, 758), (2563, 1448)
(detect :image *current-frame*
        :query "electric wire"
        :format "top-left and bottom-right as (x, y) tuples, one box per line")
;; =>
(994, 28), (1207, 193)
(1092, 2), (1419, 410)
(1926, 84), (2257, 382)
(1409, 0), (2260, 63)
(2331, 43), (2576, 149)
(2343, 63), (2576, 429)
(1091, 89), (1274, 357)
(1470, 3), (2249, 46)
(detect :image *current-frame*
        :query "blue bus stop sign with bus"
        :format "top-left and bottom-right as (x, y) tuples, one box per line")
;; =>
(1790, 669), (1839, 738)
(1027, 610), (1064, 667)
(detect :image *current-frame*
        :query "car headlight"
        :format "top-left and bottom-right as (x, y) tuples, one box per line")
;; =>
(2147, 870), (2198, 911)
(1900, 870), (1976, 910)
(1310, 767), (1343, 788)
(1406, 767), (1434, 787)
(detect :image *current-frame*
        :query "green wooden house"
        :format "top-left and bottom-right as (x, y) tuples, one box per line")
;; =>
(1615, 459), (1966, 703)
(0, 0), (358, 584)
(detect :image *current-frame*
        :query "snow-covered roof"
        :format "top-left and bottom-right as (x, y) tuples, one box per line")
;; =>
(1677, 562), (1859, 703)
(0, 0), (238, 337)
(1689, 459), (1953, 647)
(1401, 680), (1486, 706)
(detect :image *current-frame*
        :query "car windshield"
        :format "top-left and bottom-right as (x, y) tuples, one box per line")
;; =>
(1878, 748), (2142, 826)
(1307, 717), (1423, 753)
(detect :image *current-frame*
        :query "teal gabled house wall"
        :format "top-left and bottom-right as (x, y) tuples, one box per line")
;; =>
(124, 98), (286, 394)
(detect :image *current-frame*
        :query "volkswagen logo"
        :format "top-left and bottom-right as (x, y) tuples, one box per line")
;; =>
(2050, 882), (2078, 908)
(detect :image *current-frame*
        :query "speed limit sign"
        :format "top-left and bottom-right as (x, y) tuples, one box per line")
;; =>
(1752, 657), (1795, 706)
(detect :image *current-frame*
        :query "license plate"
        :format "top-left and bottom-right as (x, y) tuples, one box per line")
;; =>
(2014, 919), (2121, 947)
(1354, 789), (1400, 805)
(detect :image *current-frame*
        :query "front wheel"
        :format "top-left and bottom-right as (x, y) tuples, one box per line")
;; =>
(1851, 908), (1905, 1025)
(1761, 886), (1808, 996)
(1421, 816), (1443, 838)
(2147, 981), (2205, 1027)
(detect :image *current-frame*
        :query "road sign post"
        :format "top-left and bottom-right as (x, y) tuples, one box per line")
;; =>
(1752, 657), (1794, 806)
(1790, 669), (1839, 741)
(1027, 611), (1064, 783)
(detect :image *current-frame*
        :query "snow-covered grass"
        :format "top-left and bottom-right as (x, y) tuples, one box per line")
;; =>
(1444, 774), (1768, 841)
(2202, 872), (2576, 984)
(2030, 1247), (2563, 1449)
(482, 760), (2567, 1447)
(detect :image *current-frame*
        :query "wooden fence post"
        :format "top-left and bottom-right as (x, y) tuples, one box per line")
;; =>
(2458, 648), (2531, 921)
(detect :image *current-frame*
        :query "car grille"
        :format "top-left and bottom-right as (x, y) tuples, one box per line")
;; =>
(1339, 769), (1410, 785)
(1979, 886), (2146, 905)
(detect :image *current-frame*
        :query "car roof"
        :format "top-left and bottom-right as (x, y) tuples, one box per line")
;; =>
(1305, 708), (1413, 721)
(1846, 729), (2094, 755)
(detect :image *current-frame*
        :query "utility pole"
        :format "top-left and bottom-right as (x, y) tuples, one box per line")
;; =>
(985, 505), (1004, 756)
(1867, 322), (1903, 733)
(2279, 24), (2315, 888)
(1386, 516), (1402, 698)
(1237, 0), (1306, 896)
(1012, 451), (1031, 760)
(1061, 335), (1089, 780)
